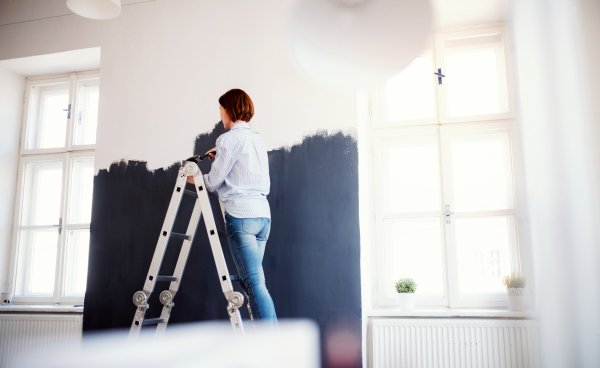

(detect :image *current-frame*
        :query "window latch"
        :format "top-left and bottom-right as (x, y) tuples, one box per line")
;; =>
(434, 68), (445, 85)
(445, 205), (454, 224)
(63, 104), (71, 119)
(53, 218), (63, 235)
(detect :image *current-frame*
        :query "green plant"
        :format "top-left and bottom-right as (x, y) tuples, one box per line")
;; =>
(395, 278), (417, 293)
(503, 272), (527, 289)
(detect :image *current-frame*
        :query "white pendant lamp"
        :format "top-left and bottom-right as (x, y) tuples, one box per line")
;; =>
(67, 0), (121, 20)
(290, 0), (432, 90)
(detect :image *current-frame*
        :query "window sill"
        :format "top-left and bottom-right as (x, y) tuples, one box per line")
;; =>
(367, 307), (537, 319)
(0, 304), (83, 313)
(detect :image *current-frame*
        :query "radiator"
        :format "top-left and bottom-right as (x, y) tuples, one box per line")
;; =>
(371, 318), (539, 368)
(0, 314), (83, 368)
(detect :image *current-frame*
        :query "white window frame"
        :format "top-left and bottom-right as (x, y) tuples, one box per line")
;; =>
(373, 125), (449, 307)
(372, 25), (516, 129)
(21, 72), (99, 155)
(8, 71), (99, 304)
(437, 26), (516, 124)
(370, 24), (527, 309)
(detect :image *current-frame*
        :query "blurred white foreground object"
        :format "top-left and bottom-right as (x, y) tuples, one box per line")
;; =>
(290, 0), (432, 90)
(66, 0), (121, 20)
(511, 0), (600, 366)
(14, 320), (319, 368)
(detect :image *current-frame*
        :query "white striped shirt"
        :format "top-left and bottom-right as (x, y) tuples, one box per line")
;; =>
(203, 123), (271, 219)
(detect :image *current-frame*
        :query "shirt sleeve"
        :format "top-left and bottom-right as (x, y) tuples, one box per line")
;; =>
(203, 143), (236, 192)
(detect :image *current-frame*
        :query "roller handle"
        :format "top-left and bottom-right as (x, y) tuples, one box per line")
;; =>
(185, 150), (216, 163)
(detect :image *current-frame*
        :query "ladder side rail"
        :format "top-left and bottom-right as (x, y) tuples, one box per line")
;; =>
(129, 304), (146, 340)
(128, 173), (188, 342)
(142, 173), (188, 294)
(154, 196), (203, 338)
(194, 176), (235, 296)
(215, 196), (253, 322)
(168, 197), (203, 295)
(215, 196), (253, 321)
(194, 171), (244, 331)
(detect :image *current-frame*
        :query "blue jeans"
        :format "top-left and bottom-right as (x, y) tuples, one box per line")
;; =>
(225, 213), (277, 323)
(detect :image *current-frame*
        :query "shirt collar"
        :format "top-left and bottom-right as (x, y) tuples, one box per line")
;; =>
(231, 122), (250, 130)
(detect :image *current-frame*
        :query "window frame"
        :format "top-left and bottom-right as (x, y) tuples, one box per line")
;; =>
(370, 24), (527, 310)
(436, 25), (517, 125)
(444, 121), (522, 308)
(20, 72), (99, 156)
(71, 73), (101, 151)
(373, 125), (449, 307)
(8, 71), (99, 304)
(373, 121), (523, 309)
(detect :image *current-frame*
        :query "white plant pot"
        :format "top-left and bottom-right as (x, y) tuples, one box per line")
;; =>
(1, 293), (12, 305)
(507, 288), (524, 311)
(398, 293), (415, 310)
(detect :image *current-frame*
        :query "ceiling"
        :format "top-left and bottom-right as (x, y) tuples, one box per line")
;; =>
(1, 0), (511, 29)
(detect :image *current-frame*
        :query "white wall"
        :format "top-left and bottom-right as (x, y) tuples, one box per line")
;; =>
(0, 67), (25, 293)
(0, 0), (357, 172)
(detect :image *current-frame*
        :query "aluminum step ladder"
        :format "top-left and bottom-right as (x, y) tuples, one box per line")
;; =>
(128, 154), (251, 341)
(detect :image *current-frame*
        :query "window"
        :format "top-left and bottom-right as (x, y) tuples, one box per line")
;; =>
(372, 26), (522, 308)
(443, 35), (509, 118)
(10, 72), (99, 304)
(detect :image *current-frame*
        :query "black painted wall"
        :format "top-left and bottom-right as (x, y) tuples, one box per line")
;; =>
(83, 124), (361, 366)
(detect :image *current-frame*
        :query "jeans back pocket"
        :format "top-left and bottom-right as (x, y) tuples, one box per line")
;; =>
(242, 218), (264, 236)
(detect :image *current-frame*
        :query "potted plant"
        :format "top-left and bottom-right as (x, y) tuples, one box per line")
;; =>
(503, 272), (527, 311)
(395, 278), (417, 310)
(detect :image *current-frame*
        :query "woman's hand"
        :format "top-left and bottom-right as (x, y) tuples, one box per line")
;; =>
(179, 167), (195, 184)
(206, 147), (216, 160)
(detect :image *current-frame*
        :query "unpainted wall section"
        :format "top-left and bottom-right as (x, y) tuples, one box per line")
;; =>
(0, 0), (357, 171)
(0, 67), (25, 294)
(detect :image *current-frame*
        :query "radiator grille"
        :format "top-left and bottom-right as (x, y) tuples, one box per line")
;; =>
(372, 318), (539, 368)
(0, 314), (82, 368)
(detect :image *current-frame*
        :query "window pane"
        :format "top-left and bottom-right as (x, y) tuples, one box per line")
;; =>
(455, 216), (514, 294)
(450, 130), (514, 212)
(64, 229), (90, 296)
(15, 229), (58, 296)
(26, 83), (69, 149)
(386, 218), (444, 297)
(21, 161), (63, 226)
(382, 134), (441, 213)
(445, 48), (507, 117)
(69, 158), (95, 224)
(385, 56), (435, 121)
(74, 79), (99, 145)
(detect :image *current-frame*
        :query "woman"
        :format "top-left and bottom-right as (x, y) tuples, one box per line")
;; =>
(193, 89), (277, 323)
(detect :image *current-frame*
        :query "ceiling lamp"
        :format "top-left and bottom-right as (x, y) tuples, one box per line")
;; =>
(66, 0), (121, 20)
(290, 0), (432, 90)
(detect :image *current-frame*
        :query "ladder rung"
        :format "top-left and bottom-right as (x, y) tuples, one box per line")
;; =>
(218, 230), (227, 238)
(230, 275), (240, 281)
(156, 276), (178, 282)
(142, 318), (168, 326)
(183, 189), (197, 198)
(170, 232), (191, 241)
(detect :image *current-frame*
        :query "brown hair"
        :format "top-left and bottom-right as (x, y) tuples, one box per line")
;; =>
(219, 89), (254, 122)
